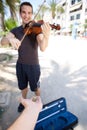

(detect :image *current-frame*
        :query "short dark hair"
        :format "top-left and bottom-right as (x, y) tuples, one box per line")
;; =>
(20, 2), (33, 13)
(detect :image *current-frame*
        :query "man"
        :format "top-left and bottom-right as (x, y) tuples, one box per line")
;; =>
(1, 2), (50, 112)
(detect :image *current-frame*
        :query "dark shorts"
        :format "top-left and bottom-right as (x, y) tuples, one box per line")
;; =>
(16, 62), (41, 91)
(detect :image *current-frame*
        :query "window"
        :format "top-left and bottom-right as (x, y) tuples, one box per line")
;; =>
(77, 0), (81, 2)
(85, 8), (87, 13)
(76, 14), (80, 19)
(71, 0), (81, 5)
(71, 0), (75, 5)
(57, 16), (60, 19)
(70, 15), (74, 20)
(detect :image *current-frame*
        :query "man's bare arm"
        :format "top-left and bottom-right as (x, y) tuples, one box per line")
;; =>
(1, 32), (21, 50)
(37, 22), (51, 51)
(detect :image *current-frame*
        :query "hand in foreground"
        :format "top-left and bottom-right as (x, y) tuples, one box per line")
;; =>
(20, 96), (43, 113)
(7, 96), (42, 130)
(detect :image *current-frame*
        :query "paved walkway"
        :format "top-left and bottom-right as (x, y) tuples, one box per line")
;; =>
(0, 35), (87, 130)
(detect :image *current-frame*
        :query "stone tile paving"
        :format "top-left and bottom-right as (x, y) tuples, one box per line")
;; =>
(0, 92), (11, 107)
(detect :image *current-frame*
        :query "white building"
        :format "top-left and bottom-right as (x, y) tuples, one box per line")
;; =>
(57, 0), (87, 35)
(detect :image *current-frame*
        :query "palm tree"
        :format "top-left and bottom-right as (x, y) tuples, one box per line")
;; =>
(56, 5), (65, 35)
(48, 0), (58, 19)
(56, 5), (65, 26)
(0, 0), (20, 31)
(6, 0), (20, 20)
(83, 19), (87, 36)
(0, 0), (5, 30)
(57, 6), (65, 14)
(35, 4), (48, 21)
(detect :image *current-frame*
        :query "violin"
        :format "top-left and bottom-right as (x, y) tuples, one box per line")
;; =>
(24, 20), (61, 35)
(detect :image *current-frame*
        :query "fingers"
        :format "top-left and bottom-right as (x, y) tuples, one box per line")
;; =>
(32, 96), (41, 102)
(9, 38), (21, 50)
(20, 97), (29, 107)
(19, 96), (42, 109)
(43, 22), (51, 30)
(14, 39), (21, 50)
(32, 96), (42, 107)
(41, 22), (51, 38)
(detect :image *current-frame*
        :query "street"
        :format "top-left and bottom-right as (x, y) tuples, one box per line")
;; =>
(0, 35), (87, 130)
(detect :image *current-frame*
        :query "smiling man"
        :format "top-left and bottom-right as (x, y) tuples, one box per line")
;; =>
(1, 2), (51, 112)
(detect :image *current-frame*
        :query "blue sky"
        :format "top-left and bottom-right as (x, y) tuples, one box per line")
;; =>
(5, 0), (49, 19)
(20, 0), (62, 11)
(21, 0), (50, 12)
(5, 0), (60, 19)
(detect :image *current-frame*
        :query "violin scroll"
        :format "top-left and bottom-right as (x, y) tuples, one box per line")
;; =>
(51, 24), (61, 30)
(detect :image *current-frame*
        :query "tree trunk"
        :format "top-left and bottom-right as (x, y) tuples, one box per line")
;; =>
(0, 13), (5, 31)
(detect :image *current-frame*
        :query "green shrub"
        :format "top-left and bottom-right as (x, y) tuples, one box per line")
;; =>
(5, 18), (18, 31)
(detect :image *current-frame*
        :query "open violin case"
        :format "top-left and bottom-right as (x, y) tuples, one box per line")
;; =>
(34, 97), (78, 130)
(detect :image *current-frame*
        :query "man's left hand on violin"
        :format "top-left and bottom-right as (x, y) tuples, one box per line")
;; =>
(41, 22), (51, 39)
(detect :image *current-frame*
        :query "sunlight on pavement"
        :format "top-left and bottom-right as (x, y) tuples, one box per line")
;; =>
(0, 35), (87, 130)
(41, 35), (87, 74)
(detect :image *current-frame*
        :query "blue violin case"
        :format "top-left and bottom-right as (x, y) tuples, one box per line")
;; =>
(34, 97), (78, 130)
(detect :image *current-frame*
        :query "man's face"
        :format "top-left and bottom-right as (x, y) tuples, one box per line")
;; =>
(20, 5), (33, 24)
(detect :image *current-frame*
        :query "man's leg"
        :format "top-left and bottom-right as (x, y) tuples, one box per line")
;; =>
(18, 88), (28, 113)
(22, 87), (28, 98)
(16, 62), (29, 112)
(29, 65), (41, 96)
(35, 88), (40, 96)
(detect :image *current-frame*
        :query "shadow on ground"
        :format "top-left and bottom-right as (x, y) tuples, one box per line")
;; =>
(41, 60), (87, 130)
(0, 53), (87, 130)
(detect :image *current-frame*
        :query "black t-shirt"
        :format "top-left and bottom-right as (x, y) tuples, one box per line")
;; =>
(11, 26), (39, 65)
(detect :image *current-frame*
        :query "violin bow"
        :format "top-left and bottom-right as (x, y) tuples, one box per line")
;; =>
(21, 0), (46, 43)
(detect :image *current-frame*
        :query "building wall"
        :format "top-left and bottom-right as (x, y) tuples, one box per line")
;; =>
(57, 0), (87, 35)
